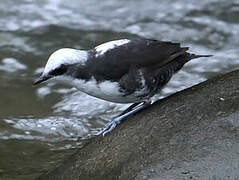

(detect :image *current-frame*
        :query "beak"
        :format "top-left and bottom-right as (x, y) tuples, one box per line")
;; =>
(33, 74), (52, 86)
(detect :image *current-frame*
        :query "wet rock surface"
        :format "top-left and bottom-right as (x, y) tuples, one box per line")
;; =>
(37, 69), (239, 180)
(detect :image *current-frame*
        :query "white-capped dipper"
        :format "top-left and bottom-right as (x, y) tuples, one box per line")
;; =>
(33, 38), (212, 135)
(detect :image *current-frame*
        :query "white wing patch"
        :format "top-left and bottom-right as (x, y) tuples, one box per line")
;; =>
(95, 39), (130, 57)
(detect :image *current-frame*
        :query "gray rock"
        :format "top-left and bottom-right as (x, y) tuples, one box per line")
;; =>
(37, 70), (239, 180)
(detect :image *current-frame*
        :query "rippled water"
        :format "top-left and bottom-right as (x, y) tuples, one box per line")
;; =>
(1, 0), (239, 179)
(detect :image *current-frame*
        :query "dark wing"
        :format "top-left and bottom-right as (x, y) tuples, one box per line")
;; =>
(85, 38), (188, 81)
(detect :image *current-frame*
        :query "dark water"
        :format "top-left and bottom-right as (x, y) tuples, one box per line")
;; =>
(0, 0), (239, 179)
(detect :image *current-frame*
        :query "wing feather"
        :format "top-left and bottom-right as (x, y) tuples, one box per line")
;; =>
(86, 38), (189, 81)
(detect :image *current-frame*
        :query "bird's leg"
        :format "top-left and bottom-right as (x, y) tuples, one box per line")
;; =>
(96, 100), (152, 136)
(117, 102), (142, 117)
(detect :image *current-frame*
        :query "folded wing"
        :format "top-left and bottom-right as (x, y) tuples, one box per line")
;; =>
(86, 38), (189, 81)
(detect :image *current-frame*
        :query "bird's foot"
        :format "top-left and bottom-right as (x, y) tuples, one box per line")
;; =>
(95, 116), (124, 136)
(96, 100), (152, 136)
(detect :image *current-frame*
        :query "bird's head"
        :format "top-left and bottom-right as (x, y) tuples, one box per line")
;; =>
(33, 48), (87, 86)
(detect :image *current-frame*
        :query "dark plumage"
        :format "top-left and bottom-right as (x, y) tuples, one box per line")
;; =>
(33, 38), (212, 135)
(65, 38), (211, 102)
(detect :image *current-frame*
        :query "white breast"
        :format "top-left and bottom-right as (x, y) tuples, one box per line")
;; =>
(72, 78), (139, 103)
(95, 39), (130, 57)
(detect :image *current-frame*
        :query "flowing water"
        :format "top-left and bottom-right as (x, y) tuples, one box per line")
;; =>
(0, 0), (239, 179)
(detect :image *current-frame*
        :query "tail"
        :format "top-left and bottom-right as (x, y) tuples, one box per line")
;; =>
(188, 53), (213, 60)
(179, 52), (212, 65)
(152, 52), (212, 86)
(169, 52), (212, 73)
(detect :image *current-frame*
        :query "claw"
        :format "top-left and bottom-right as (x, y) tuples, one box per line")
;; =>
(95, 100), (152, 136)
(95, 116), (123, 136)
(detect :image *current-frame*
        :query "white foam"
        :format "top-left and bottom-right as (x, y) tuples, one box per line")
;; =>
(0, 58), (27, 72)
(36, 86), (51, 98)
(4, 116), (88, 139)
(34, 67), (44, 74)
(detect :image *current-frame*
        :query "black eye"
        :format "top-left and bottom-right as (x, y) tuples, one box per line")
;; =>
(49, 64), (67, 76)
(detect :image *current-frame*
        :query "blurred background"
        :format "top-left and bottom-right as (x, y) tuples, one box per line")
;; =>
(0, 0), (238, 179)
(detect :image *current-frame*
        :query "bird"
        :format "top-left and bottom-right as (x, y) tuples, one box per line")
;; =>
(33, 38), (212, 135)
